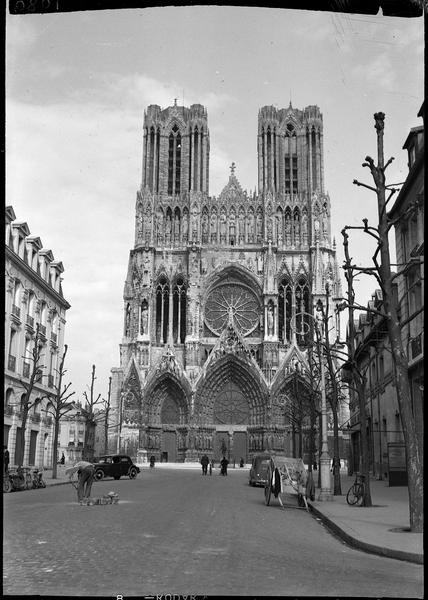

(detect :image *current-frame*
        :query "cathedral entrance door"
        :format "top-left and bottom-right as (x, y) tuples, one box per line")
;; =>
(232, 431), (247, 464)
(214, 432), (230, 462)
(161, 431), (177, 463)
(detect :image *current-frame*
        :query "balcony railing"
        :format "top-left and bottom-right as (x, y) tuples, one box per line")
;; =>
(23, 362), (30, 378)
(39, 324), (47, 336)
(8, 354), (16, 372)
(42, 416), (53, 427)
(26, 314), (34, 328)
(12, 304), (21, 319)
(50, 332), (57, 344)
(31, 413), (41, 423)
(5, 405), (14, 416)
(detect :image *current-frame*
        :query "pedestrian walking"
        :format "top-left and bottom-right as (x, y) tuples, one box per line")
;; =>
(200, 454), (209, 475)
(60, 452), (65, 465)
(220, 456), (229, 476)
(65, 461), (95, 503)
(209, 460), (213, 476)
(4, 446), (10, 475)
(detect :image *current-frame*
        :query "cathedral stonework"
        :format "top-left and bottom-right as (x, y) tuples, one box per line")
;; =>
(110, 100), (343, 463)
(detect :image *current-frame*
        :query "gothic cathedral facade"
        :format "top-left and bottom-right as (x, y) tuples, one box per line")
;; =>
(110, 100), (343, 463)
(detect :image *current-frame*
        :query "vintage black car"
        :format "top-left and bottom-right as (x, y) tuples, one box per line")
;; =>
(93, 455), (140, 481)
(249, 453), (271, 487)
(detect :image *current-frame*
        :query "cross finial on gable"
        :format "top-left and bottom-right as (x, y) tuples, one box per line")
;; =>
(230, 162), (236, 175)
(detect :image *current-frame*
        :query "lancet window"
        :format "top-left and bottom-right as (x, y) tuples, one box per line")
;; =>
(124, 303), (132, 337)
(155, 276), (187, 344)
(284, 124), (298, 194)
(278, 277), (293, 343)
(155, 277), (169, 344)
(172, 277), (187, 344)
(145, 126), (160, 193)
(167, 125), (181, 196)
(278, 277), (311, 346)
(295, 278), (311, 346)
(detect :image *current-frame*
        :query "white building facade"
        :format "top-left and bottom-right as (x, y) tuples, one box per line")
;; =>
(4, 206), (71, 468)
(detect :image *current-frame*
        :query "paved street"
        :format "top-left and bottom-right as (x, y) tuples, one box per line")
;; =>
(3, 468), (423, 597)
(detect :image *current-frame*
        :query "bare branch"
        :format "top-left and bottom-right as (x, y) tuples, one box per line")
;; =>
(353, 179), (377, 193)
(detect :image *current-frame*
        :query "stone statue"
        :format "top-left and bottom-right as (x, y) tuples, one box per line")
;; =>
(141, 304), (148, 334)
(220, 211), (226, 240)
(267, 304), (274, 336)
(174, 214), (180, 239)
(210, 213), (217, 240)
(165, 214), (172, 242)
(256, 212), (263, 241)
(182, 213), (189, 240)
(248, 211), (255, 241)
(238, 210), (245, 240)
(202, 213), (209, 238)
(229, 212), (236, 240)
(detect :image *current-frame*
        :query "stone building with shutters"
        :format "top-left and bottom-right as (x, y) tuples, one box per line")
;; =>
(110, 100), (346, 463)
(4, 206), (70, 468)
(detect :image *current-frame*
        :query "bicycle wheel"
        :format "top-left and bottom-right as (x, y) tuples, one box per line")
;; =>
(346, 484), (360, 505)
(355, 483), (365, 506)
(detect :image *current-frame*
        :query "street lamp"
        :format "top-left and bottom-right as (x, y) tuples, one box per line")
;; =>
(315, 298), (332, 500)
(291, 303), (332, 501)
(116, 390), (124, 454)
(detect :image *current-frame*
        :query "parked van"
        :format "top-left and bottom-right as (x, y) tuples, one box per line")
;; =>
(249, 453), (271, 487)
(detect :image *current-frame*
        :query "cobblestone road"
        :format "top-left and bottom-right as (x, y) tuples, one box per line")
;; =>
(3, 468), (424, 597)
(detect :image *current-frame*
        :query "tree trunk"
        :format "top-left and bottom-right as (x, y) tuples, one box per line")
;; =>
(51, 415), (60, 479)
(373, 113), (423, 531)
(17, 407), (29, 468)
(332, 408), (342, 495)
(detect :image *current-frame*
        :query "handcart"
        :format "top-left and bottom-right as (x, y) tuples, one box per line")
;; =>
(264, 455), (310, 511)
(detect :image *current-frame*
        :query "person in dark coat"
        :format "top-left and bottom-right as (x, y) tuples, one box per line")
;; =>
(4, 446), (10, 475)
(220, 456), (229, 476)
(200, 454), (209, 475)
(60, 452), (65, 465)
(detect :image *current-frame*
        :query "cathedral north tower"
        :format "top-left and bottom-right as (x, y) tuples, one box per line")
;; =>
(142, 101), (210, 196)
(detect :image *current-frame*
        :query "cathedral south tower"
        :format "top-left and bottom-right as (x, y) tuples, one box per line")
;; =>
(110, 100), (344, 464)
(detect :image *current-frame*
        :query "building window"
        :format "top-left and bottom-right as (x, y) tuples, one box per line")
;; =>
(156, 277), (169, 344)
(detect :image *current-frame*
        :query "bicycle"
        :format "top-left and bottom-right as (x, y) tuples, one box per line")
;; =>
(346, 473), (365, 506)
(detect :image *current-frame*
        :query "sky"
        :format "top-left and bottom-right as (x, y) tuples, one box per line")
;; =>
(6, 5), (424, 402)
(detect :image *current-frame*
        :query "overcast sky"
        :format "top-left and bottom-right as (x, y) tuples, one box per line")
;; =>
(6, 6), (424, 402)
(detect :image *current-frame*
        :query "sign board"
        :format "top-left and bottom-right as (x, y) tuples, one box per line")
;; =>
(387, 442), (408, 486)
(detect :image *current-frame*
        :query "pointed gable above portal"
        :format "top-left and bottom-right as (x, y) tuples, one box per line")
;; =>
(218, 164), (246, 204)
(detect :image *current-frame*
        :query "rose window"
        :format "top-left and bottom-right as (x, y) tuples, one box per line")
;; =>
(204, 283), (260, 336)
(213, 382), (250, 424)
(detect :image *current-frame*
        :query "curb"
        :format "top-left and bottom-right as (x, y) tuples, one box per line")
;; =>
(308, 503), (424, 565)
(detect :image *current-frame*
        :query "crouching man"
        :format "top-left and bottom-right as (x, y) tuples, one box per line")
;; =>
(66, 461), (95, 503)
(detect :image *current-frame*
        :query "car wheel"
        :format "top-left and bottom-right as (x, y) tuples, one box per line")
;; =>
(94, 469), (104, 481)
(113, 476), (121, 480)
(129, 467), (138, 479)
(3, 478), (12, 493)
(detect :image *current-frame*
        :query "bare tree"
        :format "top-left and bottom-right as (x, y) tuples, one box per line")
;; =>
(341, 230), (373, 507)
(15, 324), (45, 468)
(46, 344), (75, 479)
(91, 376), (113, 456)
(343, 112), (423, 529)
(82, 364), (102, 461)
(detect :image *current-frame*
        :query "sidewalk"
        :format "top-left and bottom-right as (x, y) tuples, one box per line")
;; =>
(308, 474), (423, 565)
(41, 466), (423, 565)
